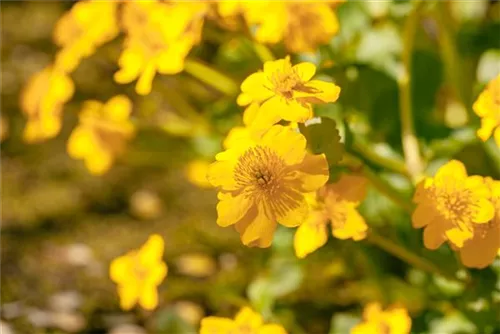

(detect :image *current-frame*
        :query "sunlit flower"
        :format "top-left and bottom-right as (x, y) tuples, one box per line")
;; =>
(109, 234), (167, 311)
(351, 303), (412, 334)
(208, 125), (329, 247)
(186, 160), (213, 188)
(53, 0), (119, 72)
(238, 56), (340, 129)
(458, 177), (500, 269)
(114, 1), (208, 95)
(242, 2), (341, 53)
(294, 174), (368, 258)
(200, 307), (287, 334)
(473, 74), (500, 147)
(67, 95), (135, 175)
(21, 66), (74, 143)
(412, 160), (494, 250)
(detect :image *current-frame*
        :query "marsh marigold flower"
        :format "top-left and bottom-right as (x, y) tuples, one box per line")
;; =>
(53, 0), (119, 73)
(110, 234), (167, 311)
(242, 2), (341, 53)
(200, 307), (287, 334)
(351, 303), (411, 334)
(114, 1), (207, 95)
(67, 95), (135, 175)
(294, 174), (368, 258)
(412, 160), (494, 250)
(238, 56), (340, 129)
(208, 125), (329, 247)
(473, 74), (500, 147)
(21, 66), (74, 143)
(458, 177), (500, 268)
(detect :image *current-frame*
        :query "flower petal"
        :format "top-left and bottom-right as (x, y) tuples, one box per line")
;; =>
(275, 191), (308, 227)
(411, 204), (436, 228)
(260, 124), (307, 165)
(294, 153), (329, 192)
(423, 224), (446, 250)
(234, 307), (263, 328)
(434, 160), (467, 186)
(200, 317), (235, 334)
(445, 227), (473, 248)
(277, 99), (313, 123)
(240, 204), (277, 248)
(216, 192), (253, 227)
(294, 210), (328, 258)
(295, 80), (341, 104)
(472, 197), (495, 224)
(207, 160), (238, 190)
(240, 72), (274, 103)
(460, 221), (500, 269)
(139, 284), (159, 310)
(293, 62), (316, 81)
(139, 234), (165, 267)
(109, 255), (133, 284)
(118, 284), (139, 310)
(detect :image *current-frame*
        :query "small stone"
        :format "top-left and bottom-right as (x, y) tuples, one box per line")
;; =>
(49, 291), (82, 312)
(51, 312), (86, 333)
(25, 308), (51, 328)
(0, 321), (15, 334)
(65, 243), (94, 266)
(174, 301), (204, 326)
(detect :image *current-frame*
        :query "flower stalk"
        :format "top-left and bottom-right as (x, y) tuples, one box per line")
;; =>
(184, 59), (239, 96)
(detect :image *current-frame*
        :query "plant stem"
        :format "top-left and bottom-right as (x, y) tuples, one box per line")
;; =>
(352, 140), (410, 178)
(184, 59), (238, 96)
(367, 231), (461, 283)
(399, 0), (424, 182)
(252, 41), (275, 63)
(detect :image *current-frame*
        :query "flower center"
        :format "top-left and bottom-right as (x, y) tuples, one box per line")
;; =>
(435, 188), (474, 231)
(269, 68), (302, 99)
(234, 146), (287, 197)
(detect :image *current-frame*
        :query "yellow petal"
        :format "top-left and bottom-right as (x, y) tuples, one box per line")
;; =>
(139, 284), (159, 310)
(200, 317), (235, 334)
(103, 95), (132, 122)
(294, 211), (329, 259)
(296, 80), (341, 104)
(327, 174), (368, 202)
(118, 284), (139, 310)
(293, 62), (316, 81)
(331, 204), (367, 241)
(216, 192), (253, 227)
(295, 153), (329, 192)
(136, 61), (157, 96)
(240, 72), (274, 102)
(207, 160), (238, 190)
(411, 204), (436, 228)
(472, 197), (495, 224)
(84, 147), (113, 175)
(234, 307), (263, 328)
(240, 204), (276, 248)
(445, 227), (473, 248)
(145, 262), (168, 286)
(477, 117), (496, 141)
(67, 127), (95, 159)
(423, 224), (446, 250)
(275, 192), (308, 227)
(260, 124), (307, 165)
(459, 221), (500, 269)
(275, 98), (313, 123)
(109, 255), (133, 284)
(114, 49), (143, 84)
(434, 160), (467, 186)
(259, 324), (287, 334)
(139, 234), (165, 267)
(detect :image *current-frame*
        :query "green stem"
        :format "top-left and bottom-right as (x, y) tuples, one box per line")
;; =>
(367, 231), (462, 283)
(399, 0), (424, 182)
(342, 153), (414, 213)
(252, 41), (275, 63)
(184, 59), (238, 96)
(352, 140), (410, 178)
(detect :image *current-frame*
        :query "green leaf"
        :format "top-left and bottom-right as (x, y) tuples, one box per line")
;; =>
(301, 117), (344, 167)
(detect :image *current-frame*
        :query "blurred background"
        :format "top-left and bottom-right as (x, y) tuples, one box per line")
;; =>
(2, 1), (500, 333)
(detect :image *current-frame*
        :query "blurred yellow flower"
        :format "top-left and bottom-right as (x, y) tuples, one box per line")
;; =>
(114, 1), (208, 95)
(21, 66), (74, 143)
(53, 1), (119, 73)
(67, 95), (135, 175)
(186, 160), (213, 188)
(208, 125), (329, 247)
(294, 174), (368, 258)
(351, 303), (412, 334)
(473, 74), (500, 147)
(243, 2), (341, 53)
(458, 177), (500, 269)
(238, 56), (340, 129)
(412, 160), (494, 250)
(110, 234), (167, 311)
(200, 307), (287, 334)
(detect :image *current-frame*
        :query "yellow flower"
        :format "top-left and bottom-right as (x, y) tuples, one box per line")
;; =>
(412, 160), (495, 250)
(186, 160), (213, 188)
(473, 74), (500, 146)
(200, 307), (287, 334)
(53, 0), (119, 73)
(458, 177), (500, 269)
(67, 95), (135, 175)
(238, 56), (340, 129)
(21, 66), (74, 143)
(351, 303), (412, 334)
(242, 2), (341, 53)
(114, 1), (208, 95)
(294, 174), (368, 258)
(208, 125), (329, 248)
(110, 234), (167, 311)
